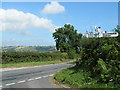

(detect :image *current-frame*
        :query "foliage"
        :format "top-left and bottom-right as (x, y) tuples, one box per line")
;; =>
(78, 27), (120, 85)
(97, 58), (108, 74)
(53, 24), (82, 58)
(54, 67), (119, 88)
(2, 52), (68, 64)
(67, 48), (77, 59)
(53, 25), (120, 88)
(1, 59), (75, 68)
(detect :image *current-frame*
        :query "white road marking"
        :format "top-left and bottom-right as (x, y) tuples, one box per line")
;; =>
(35, 77), (42, 80)
(17, 80), (26, 83)
(4, 73), (55, 87)
(6, 83), (15, 86)
(49, 74), (54, 76)
(43, 75), (48, 78)
(28, 78), (34, 81)
(0, 85), (2, 88)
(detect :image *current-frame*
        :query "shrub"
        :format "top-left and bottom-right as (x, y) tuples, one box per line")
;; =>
(78, 36), (120, 85)
(2, 52), (69, 64)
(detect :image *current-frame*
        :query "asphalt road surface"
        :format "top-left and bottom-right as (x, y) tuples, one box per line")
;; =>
(0, 62), (75, 89)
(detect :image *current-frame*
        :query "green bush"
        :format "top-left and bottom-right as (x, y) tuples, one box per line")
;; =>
(54, 67), (119, 88)
(54, 27), (120, 88)
(2, 52), (69, 64)
(78, 36), (120, 85)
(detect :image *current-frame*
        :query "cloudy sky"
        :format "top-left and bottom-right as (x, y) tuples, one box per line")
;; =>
(0, 2), (118, 46)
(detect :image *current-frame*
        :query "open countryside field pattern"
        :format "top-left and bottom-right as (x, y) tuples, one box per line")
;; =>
(1, 1), (120, 89)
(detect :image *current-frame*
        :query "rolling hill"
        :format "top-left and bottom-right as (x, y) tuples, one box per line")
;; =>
(1, 46), (56, 52)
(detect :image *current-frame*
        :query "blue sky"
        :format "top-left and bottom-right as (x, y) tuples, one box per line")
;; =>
(1, 2), (118, 46)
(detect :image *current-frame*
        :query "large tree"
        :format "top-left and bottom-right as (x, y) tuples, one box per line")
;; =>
(53, 24), (82, 54)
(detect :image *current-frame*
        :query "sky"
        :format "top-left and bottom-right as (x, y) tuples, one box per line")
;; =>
(0, 1), (118, 46)
(2, 0), (120, 2)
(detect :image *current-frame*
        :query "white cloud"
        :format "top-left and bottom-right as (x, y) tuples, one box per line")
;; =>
(0, 9), (57, 32)
(41, 1), (65, 14)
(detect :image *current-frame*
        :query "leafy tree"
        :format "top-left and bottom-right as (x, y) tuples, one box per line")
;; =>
(53, 24), (82, 55)
(114, 26), (120, 60)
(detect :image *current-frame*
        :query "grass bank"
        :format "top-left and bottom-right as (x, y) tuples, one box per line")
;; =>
(54, 67), (119, 88)
(0, 59), (75, 68)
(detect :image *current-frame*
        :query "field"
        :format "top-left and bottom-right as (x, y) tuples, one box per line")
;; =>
(1, 51), (75, 68)
(0, 59), (75, 68)
(1, 46), (56, 52)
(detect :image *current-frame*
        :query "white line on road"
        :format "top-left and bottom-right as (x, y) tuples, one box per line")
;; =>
(6, 83), (15, 86)
(35, 77), (42, 80)
(4, 74), (55, 87)
(0, 85), (2, 88)
(27, 78), (34, 81)
(43, 75), (49, 78)
(49, 74), (54, 76)
(17, 80), (26, 83)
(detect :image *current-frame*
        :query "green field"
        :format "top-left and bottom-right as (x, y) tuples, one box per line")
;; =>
(1, 51), (76, 68)
(0, 59), (75, 68)
(1, 46), (56, 52)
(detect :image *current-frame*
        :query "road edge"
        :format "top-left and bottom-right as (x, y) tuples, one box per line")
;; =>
(1, 61), (75, 71)
(51, 74), (71, 88)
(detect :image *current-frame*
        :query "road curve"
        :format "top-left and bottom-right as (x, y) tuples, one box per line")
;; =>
(1, 62), (74, 88)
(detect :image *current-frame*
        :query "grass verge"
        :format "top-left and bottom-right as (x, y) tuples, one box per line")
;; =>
(54, 67), (119, 88)
(0, 59), (75, 68)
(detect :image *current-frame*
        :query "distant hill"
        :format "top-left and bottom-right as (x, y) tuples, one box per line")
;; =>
(1, 46), (56, 52)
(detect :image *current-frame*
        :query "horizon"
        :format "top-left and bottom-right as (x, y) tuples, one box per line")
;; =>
(1, 2), (118, 46)
(1, 45), (56, 47)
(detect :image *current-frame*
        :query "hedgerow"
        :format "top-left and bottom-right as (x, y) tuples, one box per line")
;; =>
(2, 52), (68, 64)
(77, 28), (120, 86)
(54, 26), (120, 88)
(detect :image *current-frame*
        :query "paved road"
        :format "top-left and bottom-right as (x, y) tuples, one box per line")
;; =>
(0, 62), (74, 89)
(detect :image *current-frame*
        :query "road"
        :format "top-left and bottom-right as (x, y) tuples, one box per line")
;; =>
(0, 62), (74, 89)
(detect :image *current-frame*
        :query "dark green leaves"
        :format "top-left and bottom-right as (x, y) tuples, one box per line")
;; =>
(53, 24), (82, 58)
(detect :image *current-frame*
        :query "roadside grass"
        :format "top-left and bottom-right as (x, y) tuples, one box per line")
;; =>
(0, 59), (75, 68)
(54, 67), (119, 88)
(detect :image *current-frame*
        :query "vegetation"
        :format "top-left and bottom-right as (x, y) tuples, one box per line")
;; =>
(54, 67), (119, 88)
(78, 32), (120, 86)
(1, 46), (56, 52)
(1, 59), (75, 68)
(53, 24), (120, 88)
(1, 23), (120, 88)
(2, 52), (68, 64)
(53, 24), (82, 59)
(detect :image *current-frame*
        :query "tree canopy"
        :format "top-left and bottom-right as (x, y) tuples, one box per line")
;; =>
(53, 24), (82, 54)
(53, 24), (82, 59)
